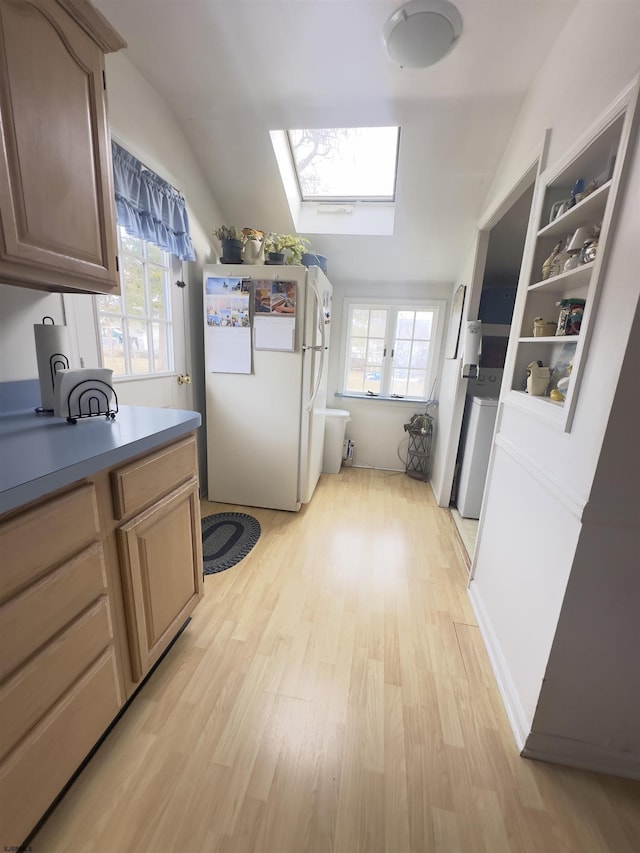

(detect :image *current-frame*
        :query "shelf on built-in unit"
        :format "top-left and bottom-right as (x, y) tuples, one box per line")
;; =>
(538, 180), (611, 239)
(518, 335), (579, 343)
(507, 391), (567, 423)
(529, 262), (594, 293)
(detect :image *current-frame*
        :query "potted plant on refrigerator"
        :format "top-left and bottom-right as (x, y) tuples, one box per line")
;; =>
(263, 233), (310, 265)
(213, 225), (245, 264)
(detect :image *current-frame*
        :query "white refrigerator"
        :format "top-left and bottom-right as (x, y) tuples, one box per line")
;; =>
(202, 263), (332, 511)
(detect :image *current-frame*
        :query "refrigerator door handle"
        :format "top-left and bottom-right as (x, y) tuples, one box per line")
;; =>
(303, 278), (326, 413)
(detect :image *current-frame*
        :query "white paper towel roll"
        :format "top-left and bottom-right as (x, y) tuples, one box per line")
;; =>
(34, 317), (71, 410)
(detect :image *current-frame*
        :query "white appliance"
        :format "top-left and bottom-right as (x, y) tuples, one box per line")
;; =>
(203, 263), (332, 511)
(457, 396), (498, 519)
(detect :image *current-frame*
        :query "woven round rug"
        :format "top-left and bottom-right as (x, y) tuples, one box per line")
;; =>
(201, 512), (261, 575)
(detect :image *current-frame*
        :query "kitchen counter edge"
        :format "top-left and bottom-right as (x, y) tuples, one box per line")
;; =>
(0, 406), (201, 515)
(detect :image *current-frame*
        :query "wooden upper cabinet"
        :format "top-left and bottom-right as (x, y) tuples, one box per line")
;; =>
(0, 0), (125, 293)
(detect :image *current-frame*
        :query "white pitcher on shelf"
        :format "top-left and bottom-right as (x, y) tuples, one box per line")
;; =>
(526, 362), (550, 396)
(243, 230), (265, 265)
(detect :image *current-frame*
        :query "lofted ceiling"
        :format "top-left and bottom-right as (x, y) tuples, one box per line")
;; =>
(94, 0), (578, 285)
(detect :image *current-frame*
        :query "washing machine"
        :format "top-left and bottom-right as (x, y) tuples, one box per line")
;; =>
(457, 396), (498, 519)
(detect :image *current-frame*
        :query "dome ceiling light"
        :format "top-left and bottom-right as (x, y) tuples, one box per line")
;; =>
(383, 0), (463, 69)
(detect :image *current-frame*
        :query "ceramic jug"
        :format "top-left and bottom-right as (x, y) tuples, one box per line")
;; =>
(243, 235), (265, 265)
(526, 362), (550, 396)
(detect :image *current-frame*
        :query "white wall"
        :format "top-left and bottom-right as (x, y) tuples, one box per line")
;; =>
(429, 230), (487, 503)
(465, 0), (640, 774)
(326, 277), (452, 472)
(0, 288), (65, 382)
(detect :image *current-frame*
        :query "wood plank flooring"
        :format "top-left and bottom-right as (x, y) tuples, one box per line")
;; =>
(33, 468), (640, 852)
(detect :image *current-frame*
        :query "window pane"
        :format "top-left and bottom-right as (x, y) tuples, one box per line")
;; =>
(351, 309), (370, 336)
(369, 310), (387, 338)
(119, 230), (142, 257)
(96, 293), (122, 314)
(151, 323), (171, 372)
(98, 232), (173, 378)
(409, 369), (427, 398)
(148, 264), (168, 319)
(411, 340), (430, 368)
(146, 242), (164, 265)
(123, 260), (145, 316)
(396, 311), (415, 339)
(350, 337), (367, 369)
(127, 319), (149, 374)
(367, 339), (384, 365)
(288, 126), (399, 201)
(364, 371), (381, 394)
(414, 312), (433, 340)
(100, 323), (125, 374)
(394, 340), (411, 368)
(391, 368), (409, 397)
(347, 364), (365, 393)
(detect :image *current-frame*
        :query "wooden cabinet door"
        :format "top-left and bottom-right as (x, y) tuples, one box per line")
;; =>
(0, 0), (123, 293)
(117, 479), (203, 682)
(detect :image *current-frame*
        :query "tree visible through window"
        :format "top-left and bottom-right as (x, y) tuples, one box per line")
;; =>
(343, 302), (439, 400)
(287, 127), (399, 201)
(97, 228), (173, 377)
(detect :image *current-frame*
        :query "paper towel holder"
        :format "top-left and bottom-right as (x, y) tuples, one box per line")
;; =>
(35, 316), (70, 414)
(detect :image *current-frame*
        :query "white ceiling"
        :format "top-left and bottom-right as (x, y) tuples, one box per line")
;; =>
(94, 0), (578, 284)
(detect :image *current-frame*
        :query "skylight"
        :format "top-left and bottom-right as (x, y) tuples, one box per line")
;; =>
(287, 126), (400, 202)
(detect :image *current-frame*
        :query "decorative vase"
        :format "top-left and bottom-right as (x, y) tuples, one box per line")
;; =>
(243, 236), (265, 265)
(301, 252), (327, 274)
(267, 251), (285, 264)
(221, 238), (243, 264)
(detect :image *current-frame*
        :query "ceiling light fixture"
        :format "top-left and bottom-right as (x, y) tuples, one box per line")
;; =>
(383, 0), (463, 69)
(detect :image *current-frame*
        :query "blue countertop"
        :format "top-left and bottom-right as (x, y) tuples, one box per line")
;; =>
(0, 406), (201, 515)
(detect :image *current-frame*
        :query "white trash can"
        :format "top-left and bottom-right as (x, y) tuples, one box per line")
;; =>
(322, 408), (351, 474)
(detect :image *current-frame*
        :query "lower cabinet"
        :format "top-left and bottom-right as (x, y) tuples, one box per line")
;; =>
(0, 432), (202, 846)
(118, 479), (203, 682)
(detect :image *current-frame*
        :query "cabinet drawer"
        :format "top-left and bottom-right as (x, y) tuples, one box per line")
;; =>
(0, 597), (114, 761)
(0, 647), (122, 847)
(0, 483), (100, 602)
(0, 541), (107, 682)
(111, 435), (197, 520)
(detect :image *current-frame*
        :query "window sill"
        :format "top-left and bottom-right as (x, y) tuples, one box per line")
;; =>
(335, 392), (426, 404)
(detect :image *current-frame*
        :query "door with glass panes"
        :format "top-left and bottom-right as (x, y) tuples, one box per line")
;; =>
(64, 226), (192, 411)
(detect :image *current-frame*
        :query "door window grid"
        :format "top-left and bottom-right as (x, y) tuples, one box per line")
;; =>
(97, 228), (174, 377)
(343, 303), (439, 400)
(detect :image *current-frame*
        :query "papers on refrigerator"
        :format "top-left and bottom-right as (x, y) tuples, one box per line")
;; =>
(205, 276), (251, 373)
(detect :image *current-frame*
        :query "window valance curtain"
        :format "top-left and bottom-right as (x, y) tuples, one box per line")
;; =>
(111, 140), (196, 261)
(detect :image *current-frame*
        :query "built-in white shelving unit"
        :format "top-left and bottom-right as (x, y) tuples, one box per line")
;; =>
(505, 79), (639, 430)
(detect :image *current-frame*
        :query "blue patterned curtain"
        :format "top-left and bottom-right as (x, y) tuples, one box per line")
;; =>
(111, 141), (196, 261)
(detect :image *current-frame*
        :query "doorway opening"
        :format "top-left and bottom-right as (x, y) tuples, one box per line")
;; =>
(450, 179), (536, 561)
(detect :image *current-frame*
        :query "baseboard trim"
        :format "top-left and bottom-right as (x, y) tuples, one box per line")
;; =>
(523, 732), (640, 780)
(468, 581), (531, 751)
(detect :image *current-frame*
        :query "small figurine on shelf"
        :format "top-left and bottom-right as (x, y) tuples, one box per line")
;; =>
(526, 361), (550, 396)
(556, 298), (586, 336)
(568, 178), (585, 207)
(541, 241), (562, 280)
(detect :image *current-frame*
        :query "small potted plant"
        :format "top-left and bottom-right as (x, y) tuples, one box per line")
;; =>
(263, 233), (310, 265)
(213, 225), (245, 264)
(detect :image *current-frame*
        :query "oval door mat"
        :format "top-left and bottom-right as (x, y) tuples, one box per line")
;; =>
(201, 512), (261, 575)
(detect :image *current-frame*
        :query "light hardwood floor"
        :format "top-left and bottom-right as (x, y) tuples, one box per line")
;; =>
(33, 468), (640, 852)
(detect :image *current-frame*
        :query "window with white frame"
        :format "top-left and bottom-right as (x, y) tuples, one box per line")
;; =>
(341, 300), (443, 400)
(96, 227), (174, 377)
